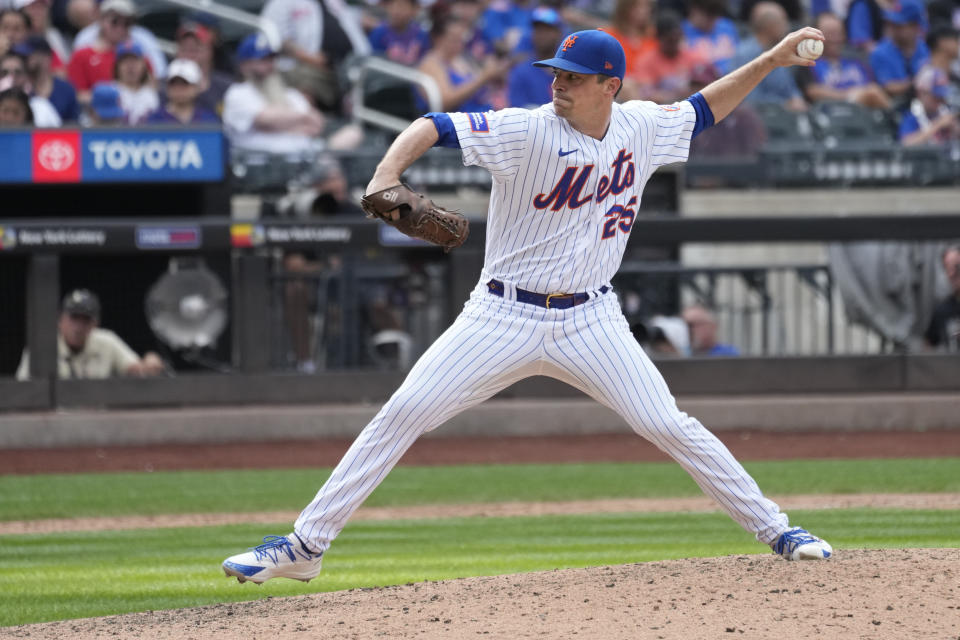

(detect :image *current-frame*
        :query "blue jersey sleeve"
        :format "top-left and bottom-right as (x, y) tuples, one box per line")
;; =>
(423, 112), (461, 149)
(686, 92), (715, 139)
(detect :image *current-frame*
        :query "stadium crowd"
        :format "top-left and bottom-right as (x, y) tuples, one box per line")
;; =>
(0, 0), (956, 147)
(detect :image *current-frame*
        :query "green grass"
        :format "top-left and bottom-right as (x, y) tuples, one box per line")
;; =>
(2, 458), (959, 626)
(2, 458), (959, 521)
(2, 508), (959, 627)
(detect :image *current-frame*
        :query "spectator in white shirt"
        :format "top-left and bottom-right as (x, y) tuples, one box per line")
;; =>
(112, 40), (156, 123)
(260, 0), (369, 113)
(222, 32), (325, 154)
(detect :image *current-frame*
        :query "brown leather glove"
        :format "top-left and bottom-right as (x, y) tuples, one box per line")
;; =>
(361, 184), (469, 252)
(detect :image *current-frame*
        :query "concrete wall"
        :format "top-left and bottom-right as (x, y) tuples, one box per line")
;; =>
(1, 392), (957, 449)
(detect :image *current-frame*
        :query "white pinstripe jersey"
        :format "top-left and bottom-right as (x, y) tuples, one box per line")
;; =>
(448, 100), (696, 294)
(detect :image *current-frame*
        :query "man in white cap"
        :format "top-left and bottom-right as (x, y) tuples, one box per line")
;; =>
(260, 0), (369, 112)
(148, 58), (219, 124)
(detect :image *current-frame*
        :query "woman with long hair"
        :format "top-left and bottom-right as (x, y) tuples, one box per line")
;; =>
(418, 16), (511, 112)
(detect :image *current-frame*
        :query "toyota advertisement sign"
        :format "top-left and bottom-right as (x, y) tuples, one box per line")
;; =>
(0, 128), (224, 183)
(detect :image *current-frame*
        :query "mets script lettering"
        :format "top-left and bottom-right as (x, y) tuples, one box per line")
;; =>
(533, 149), (635, 211)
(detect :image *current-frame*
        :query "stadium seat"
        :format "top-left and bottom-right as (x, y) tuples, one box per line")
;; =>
(809, 101), (898, 149)
(362, 75), (421, 122)
(754, 102), (816, 148)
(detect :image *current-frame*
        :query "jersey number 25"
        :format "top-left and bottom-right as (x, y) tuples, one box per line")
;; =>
(601, 196), (638, 239)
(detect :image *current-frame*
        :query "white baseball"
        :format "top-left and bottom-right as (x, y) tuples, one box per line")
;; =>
(796, 38), (823, 60)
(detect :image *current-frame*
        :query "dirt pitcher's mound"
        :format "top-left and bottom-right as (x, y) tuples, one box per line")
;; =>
(7, 549), (958, 640)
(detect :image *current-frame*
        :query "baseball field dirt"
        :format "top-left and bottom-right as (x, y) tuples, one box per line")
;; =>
(5, 549), (956, 639)
(4, 429), (959, 639)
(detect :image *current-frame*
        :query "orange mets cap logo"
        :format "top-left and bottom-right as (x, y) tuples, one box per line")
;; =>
(532, 29), (626, 80)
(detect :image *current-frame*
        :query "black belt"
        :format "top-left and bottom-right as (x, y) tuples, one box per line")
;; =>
(486, 279), (608, 310)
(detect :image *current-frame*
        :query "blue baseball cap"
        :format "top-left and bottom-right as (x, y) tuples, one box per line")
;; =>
(12, 35), (51, 57)
(115, 40), (144, 58)
(533, 29), (626, 80)
(884, 0), (925, 24)
(90, 83), (124, 120)
(236, 32), (274, 62)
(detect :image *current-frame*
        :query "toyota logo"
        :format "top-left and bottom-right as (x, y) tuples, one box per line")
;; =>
(37, 140), (76, 172)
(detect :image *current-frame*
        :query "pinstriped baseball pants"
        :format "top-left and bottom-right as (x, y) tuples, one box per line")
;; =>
(295, 283), (790, 551)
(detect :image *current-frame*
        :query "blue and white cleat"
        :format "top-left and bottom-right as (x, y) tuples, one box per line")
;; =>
(222, 533), (323, 584)
(772, 527), (833, 560)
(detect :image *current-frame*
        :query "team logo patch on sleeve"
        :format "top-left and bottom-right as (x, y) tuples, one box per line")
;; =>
(468, 113), (490, 133)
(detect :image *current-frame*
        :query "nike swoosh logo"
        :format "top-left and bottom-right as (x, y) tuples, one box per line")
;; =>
(558, 148), (578, 157)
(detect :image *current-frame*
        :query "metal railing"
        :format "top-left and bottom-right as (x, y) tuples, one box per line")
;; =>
(348, 57), (443, 133)
(264, 261), (892, 372)
(615, 263), (889, 356)
(4, 215), (959, 383)
(150, 0), (282, 50)
(269, 257), (449, 372)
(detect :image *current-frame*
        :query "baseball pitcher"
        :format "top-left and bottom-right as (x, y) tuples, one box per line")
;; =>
(223, 26), (832, 584)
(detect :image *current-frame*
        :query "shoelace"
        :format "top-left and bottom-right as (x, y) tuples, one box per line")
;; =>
(774, 528), (817, 555)
(251, 535), (297, 564)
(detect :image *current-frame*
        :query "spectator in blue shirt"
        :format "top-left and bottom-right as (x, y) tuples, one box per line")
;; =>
(507, 6), (562, 109)
(438, 0), (495, 64)
(899, 66), (960, 145)
(368, 0), (430, 66)
(147, 58), (219, 125)
(683, 0), (739, 75)
(481, 0), (535, 54)
(418, 16), (510, 112)
(683, 305), (740, 357)
(845, 0), (884, 52)
(869, 0), (930, 102)
(173, 21), (232, 116)
(16, 35), (79, 121)
(798, 12), (890, 109)
(735, 1), (805, 110)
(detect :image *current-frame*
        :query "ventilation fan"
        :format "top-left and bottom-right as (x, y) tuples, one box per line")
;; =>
(145, 258), (229, 370)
